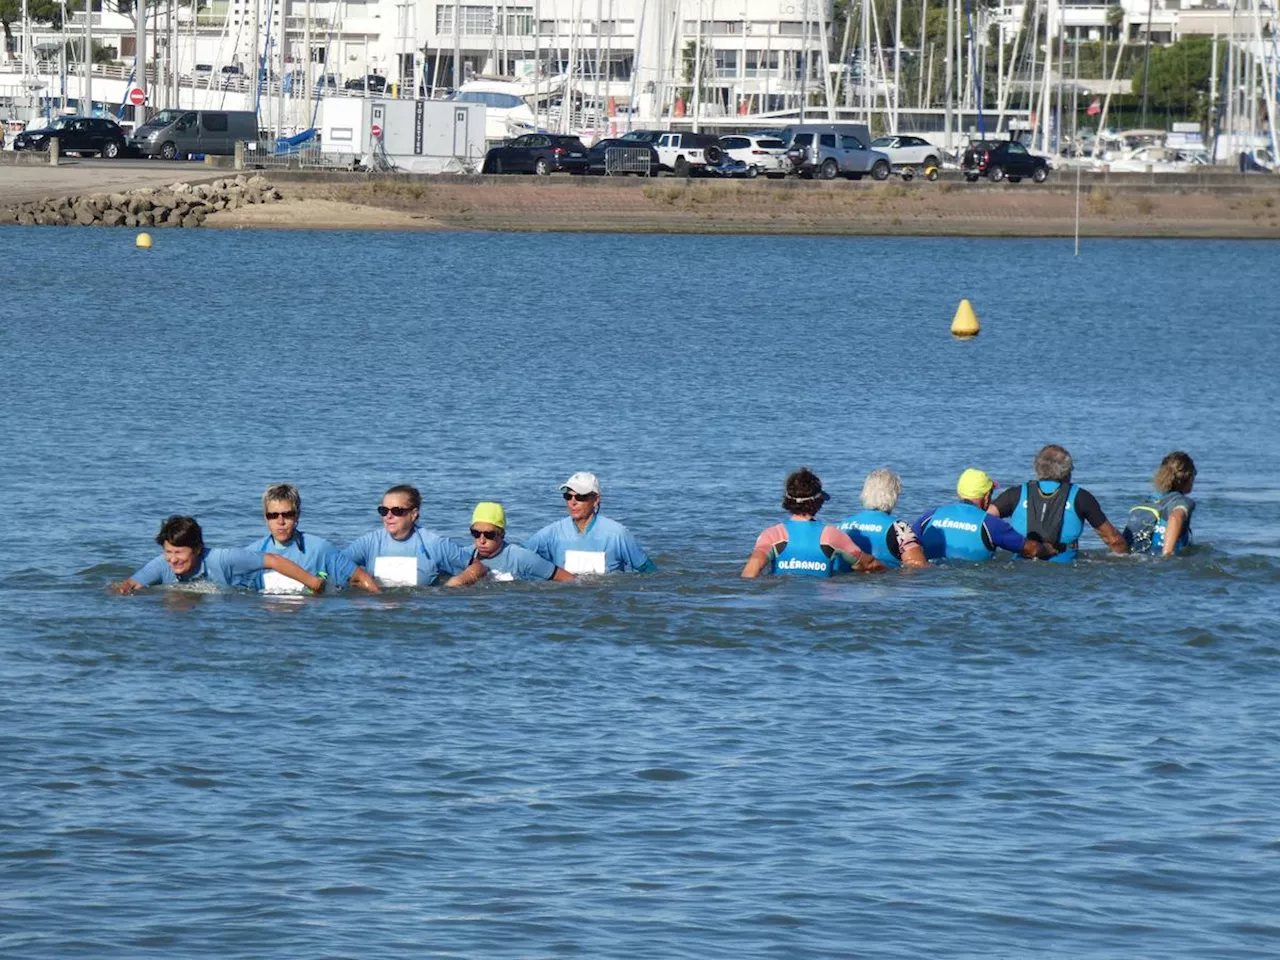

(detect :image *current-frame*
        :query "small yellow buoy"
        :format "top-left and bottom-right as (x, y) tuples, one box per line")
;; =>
(136, 232), (153, 249)
(951, 298), (980, 338)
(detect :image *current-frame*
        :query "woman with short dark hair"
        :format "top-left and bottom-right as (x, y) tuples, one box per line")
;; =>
(742, 468), (883, 578)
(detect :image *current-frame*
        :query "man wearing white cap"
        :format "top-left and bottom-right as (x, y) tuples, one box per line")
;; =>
(525, 472), (657, 575)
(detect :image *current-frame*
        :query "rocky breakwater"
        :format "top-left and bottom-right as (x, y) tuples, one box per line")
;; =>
(0, 175), (283, 228)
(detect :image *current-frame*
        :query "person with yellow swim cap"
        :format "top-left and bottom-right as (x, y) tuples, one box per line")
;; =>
(446, 502), (575, 586)
(911, 469), (1059, 562)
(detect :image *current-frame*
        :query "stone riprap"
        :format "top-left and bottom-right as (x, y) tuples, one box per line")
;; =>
(0, 175), (282, 228)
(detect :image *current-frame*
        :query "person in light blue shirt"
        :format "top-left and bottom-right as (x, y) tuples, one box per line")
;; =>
(525, 472), (656, 575)
(247, 483), (379, 592)
(343, 484), (470, 587)
(112, 515), (324, 594)
(446, 501), (574, 586)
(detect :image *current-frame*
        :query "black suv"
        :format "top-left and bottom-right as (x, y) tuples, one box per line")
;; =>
(482, 134), (589, 175)
(962, 139), (1050, 183)
(585, 138), (660, 177)
(344, 75), (388, 93)
(13, 116), (129, 158)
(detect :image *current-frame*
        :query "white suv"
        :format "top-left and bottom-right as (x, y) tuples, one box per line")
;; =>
(869, 135), (941, 170)
(629, 131), (723, 176)
(718, 135), (789, 178)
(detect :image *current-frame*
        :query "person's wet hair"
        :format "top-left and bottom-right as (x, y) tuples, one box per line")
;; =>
(782, 467), (827, 515)
(155, 515), (203, 550)
(1154, 451), (1196, 494)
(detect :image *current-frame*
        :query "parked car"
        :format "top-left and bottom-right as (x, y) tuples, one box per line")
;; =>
(718, 134), (789, 178)
(780, 123), (891, 180)
(130, 109), (258, 160)
(869, 134), (940, 170)
(482, 133), (589, 175)
(344, 75), (387, 93)
(962, 139), (1050, 182)
(629, 131), (722, 176)
(13, 116), (128, 158)
(585, 138), (660, 177)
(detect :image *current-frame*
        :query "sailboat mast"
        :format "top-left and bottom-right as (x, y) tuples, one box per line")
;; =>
(893, 0), (902, 130)
(944, 0), (953, 149)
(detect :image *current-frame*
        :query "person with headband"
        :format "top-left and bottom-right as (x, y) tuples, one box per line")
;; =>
(342, 484), (470, 587)
(525, 472), (656, 575)
(913, 469), (1058, 562)
(111, 515), (325, 594)
(446, 502), (575, 586)
(247, 483), (380, 593)
(741, 467), (883, 578)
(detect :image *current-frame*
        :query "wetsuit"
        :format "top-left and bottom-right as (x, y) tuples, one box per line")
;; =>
(836, 510), (920, 569)
(753, 519), (865, 577)
(912, 502), (1026, 562)
(992, 481), (1109, 563)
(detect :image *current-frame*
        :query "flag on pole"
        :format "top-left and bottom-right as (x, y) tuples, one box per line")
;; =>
(1086, 98), (1102, 117)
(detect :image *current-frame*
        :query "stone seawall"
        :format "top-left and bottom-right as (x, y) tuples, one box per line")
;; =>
(0, 174), (282, 228)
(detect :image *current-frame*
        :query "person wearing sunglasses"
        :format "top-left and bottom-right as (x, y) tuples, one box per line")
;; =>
(741, 467), (883, 578)
(446, 502), (575, 586)
(524, 472), (656, 575)
(342, 484), (470, 587)
(111, 515), (324, 594)
(246, 483), (380, 593)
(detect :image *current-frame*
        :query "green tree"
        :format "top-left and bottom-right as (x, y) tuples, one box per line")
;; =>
(1, 0), (64, 59)
(1131, 35), (1213, 119)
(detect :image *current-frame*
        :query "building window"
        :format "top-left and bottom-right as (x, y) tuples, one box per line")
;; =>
(435, 5), (499, 35)
(713, 49), (738, 78)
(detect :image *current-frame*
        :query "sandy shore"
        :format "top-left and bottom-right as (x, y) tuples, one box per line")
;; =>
(211, 174), (1280, 239)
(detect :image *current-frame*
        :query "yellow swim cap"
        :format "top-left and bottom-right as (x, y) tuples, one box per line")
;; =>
(471, 501), (506, 529)
(956, 468), (998, 500)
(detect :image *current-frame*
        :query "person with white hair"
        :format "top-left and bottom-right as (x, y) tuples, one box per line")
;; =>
(836, 468), (928, 569)
(988, 444), (1129, 562)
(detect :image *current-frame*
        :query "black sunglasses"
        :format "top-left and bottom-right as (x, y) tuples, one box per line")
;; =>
(562, 491), (597, 502)
(469, 528), (503, 541)
(377, 505), (415, 517)
(265, 510), (297, 521)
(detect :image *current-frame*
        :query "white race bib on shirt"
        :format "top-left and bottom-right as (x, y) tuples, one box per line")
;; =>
(261, 569), (309, 595)
(489, 570), (515, 583)
(373, 555), (418, 586)
(564, 550), (607, 575)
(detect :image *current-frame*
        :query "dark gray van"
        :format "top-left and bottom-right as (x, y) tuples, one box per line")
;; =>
(778, 123), (891, 180)
(130, 109), (259, 160)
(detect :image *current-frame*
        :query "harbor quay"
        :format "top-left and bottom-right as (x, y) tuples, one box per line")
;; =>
(3, 157), (1279, 238)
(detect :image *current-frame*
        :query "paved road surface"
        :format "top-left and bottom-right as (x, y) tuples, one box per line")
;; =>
(0, 158), (220, 205)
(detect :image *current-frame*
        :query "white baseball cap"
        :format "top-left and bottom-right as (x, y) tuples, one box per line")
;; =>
(560, 471), (601, 496)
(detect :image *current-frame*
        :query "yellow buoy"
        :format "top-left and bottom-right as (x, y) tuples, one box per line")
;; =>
(951, 298), (980, 337)
(136, 232), (153, 249)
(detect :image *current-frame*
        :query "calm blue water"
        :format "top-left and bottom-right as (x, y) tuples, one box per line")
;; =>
(2, 228), (1279, 958)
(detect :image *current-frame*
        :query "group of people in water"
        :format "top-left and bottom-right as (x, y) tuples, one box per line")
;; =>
(110, 447), (1197, 594)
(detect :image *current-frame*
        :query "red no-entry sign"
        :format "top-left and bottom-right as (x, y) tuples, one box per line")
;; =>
(371, 123), (383, 139)
(128, 87), (146, 106)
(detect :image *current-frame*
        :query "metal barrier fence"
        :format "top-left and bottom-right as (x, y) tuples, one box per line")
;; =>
(241, 142), (360, 171)
(604, 146), (653, 176)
